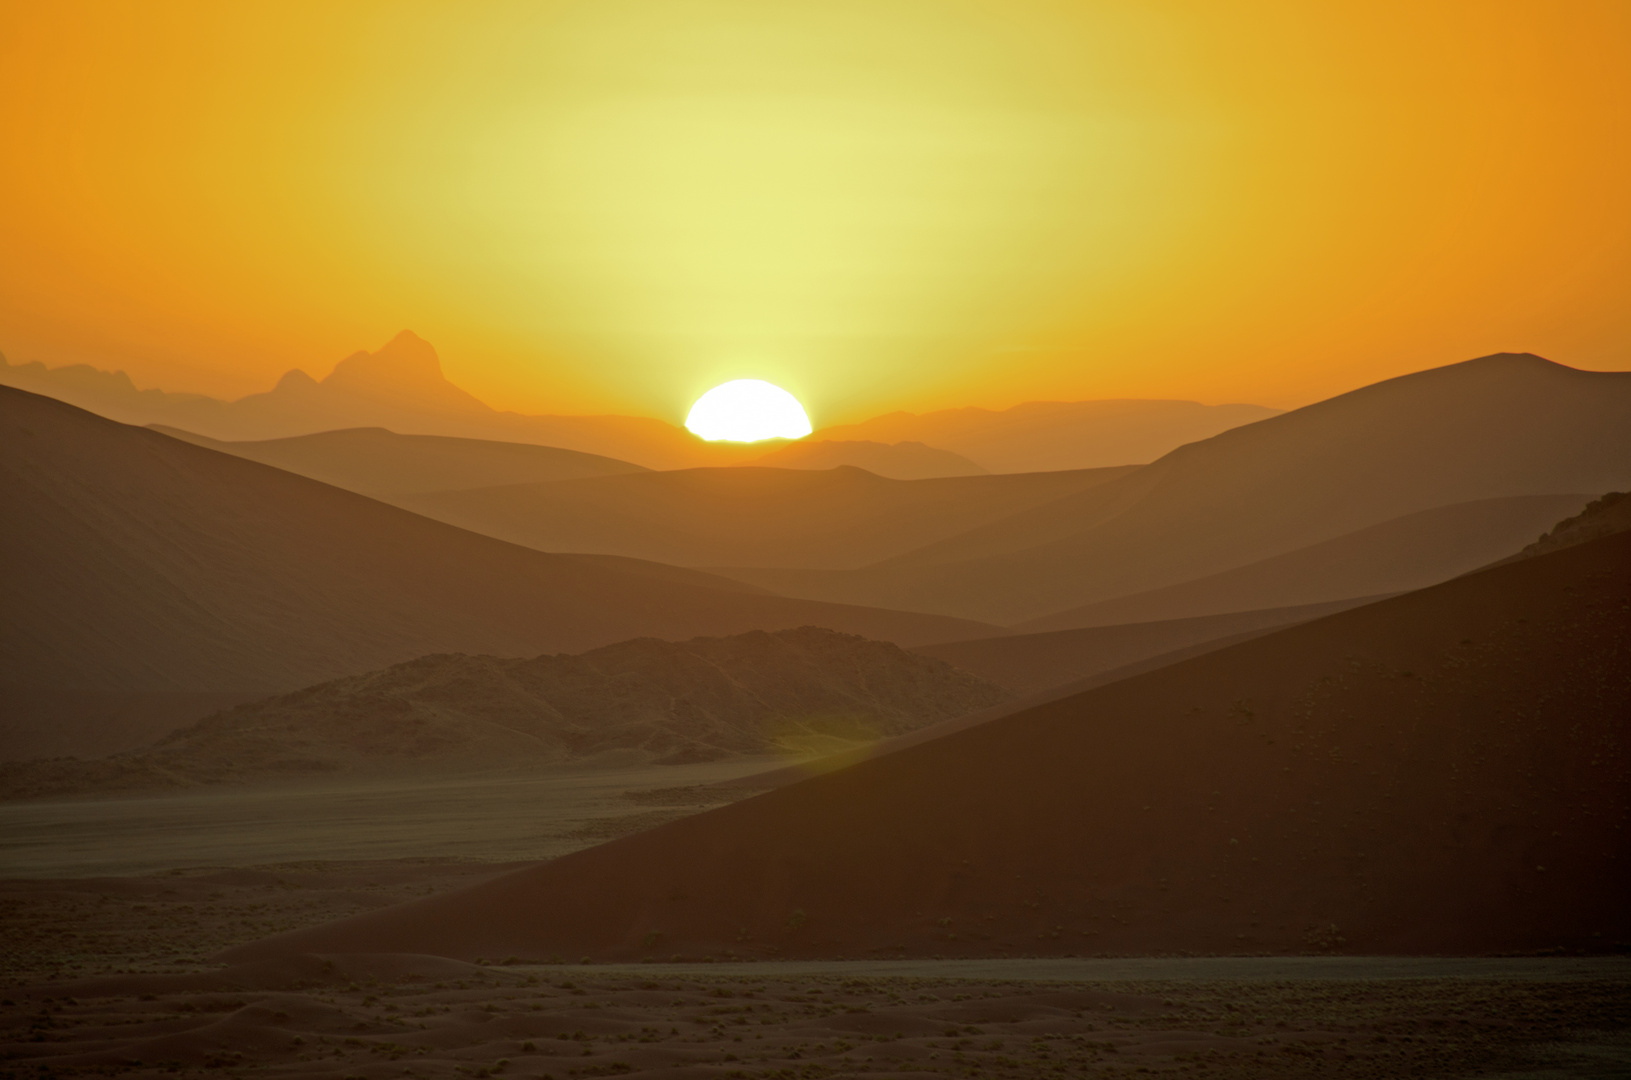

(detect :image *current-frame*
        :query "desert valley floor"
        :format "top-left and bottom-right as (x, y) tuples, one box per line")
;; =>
(4, 767), (1630, 1079)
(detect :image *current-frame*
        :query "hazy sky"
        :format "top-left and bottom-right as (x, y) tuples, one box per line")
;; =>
(2, 1), (1628, 425)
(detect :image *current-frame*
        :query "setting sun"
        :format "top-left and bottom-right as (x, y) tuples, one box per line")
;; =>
(684, 379), (813, 443)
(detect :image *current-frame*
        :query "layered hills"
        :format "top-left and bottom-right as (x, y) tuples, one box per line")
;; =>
(748, 439), (985, 479)
(724, 354), (1631, 623)
(1013, 493), (1590, 632)
(0, 386), (989, 697)
(0, 628), (1011, 799)
(1, 334), (1277, 472)
(398, 465), (1134, 570)
(150, 426), (646, 498)
(914, 597), (1376, 696)
(226, 527), (1631, 963)
(815, 399), (1281, 472)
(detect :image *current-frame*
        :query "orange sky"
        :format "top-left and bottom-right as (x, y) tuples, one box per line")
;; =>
(2, 1), (1628, 425)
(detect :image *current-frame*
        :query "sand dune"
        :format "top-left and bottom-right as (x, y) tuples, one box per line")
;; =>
(150, 425), (646, 497)
(0, 628), (1010, 800)
(915, 597), (1376, 695)
(748, 438), (986, 479)
(397, 465), (1134, 570)
(1013, 493), (1591, 632)
(816, 399), (1280, 473)
(226, 528), (1631, 961)
(0, 387), (992, 695)
(721, 354), (1631, 622)
(0, 686), (255, 762)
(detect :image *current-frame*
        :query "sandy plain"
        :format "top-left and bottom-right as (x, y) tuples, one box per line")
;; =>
(0, 760), (778, 879)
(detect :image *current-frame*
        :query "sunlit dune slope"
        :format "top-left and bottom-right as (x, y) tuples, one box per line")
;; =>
(723, 354), (1631, 623)
(225, 528), (1631, 962)
(0, 387), (992, 693)
(816, 400), (1281, 473)
(396, 466), (1134, 571)
(747, 439), (985, 479)
(0, 628), (1010, 801)
(150, 425), (646, 498)
(915, 598), (1375, 696)
(1014, 493), (1591, 632)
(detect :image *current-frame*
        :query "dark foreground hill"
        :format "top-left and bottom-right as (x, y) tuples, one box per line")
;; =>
(227, 529), (1631, 962)
(0, 387), (990, 696)
(0, 628), (1010, 799)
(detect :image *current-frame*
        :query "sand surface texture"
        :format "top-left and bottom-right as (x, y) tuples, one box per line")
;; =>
(2, 952), (1627, 1079)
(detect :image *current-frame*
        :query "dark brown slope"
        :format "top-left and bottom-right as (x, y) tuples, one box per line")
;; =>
(397, 465), (1134, 571)
(150, 425), (646, 497)
(0, 686), (254, 762)
(914, 597), (1377, 695)
(0, 387), (991, 694)
(226, 529), (1631, 963)
(1015, 493), (1590, 632)
(1, 628), (1012, 799)
(724, 354), (1631, 623)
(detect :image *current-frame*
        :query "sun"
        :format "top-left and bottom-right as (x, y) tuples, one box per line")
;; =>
(684, 380), (813, 442)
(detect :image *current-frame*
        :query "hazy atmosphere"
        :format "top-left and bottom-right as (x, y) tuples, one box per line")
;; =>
(2, 4), (1629, 1079)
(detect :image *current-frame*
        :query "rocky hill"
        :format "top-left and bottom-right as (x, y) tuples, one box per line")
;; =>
(1510, 490), (1630, 561)
(0, 628), (1012, 799)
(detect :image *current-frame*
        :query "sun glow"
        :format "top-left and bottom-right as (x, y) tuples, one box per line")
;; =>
(685, 380), (813, 443)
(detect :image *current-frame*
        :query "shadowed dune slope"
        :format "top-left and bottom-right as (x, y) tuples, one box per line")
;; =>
(225, 530), (1631, 963)
(150, 425), (646, 497)
(0, 387), (991, 693)
(747, 439), (986, 479)
(915, 597), (1376, 695)
(397, 465), (1134, 571)
(0, 686), (255, 762)
(724, 355), (1631, 622)
(1015, 493), (1591, 632)
(0, 628), (1012, 799)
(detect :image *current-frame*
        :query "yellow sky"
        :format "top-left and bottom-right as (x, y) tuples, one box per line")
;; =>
(1, 1), (1628, 425)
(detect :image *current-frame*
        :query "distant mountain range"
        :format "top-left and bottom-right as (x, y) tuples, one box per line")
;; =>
(0, 332), (1279, 472)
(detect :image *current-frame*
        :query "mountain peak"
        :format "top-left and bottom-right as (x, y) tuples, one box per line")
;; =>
(323, 331), (444, 391)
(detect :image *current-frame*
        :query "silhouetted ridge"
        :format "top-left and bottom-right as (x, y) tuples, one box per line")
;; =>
(0, 385), (992, 694)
